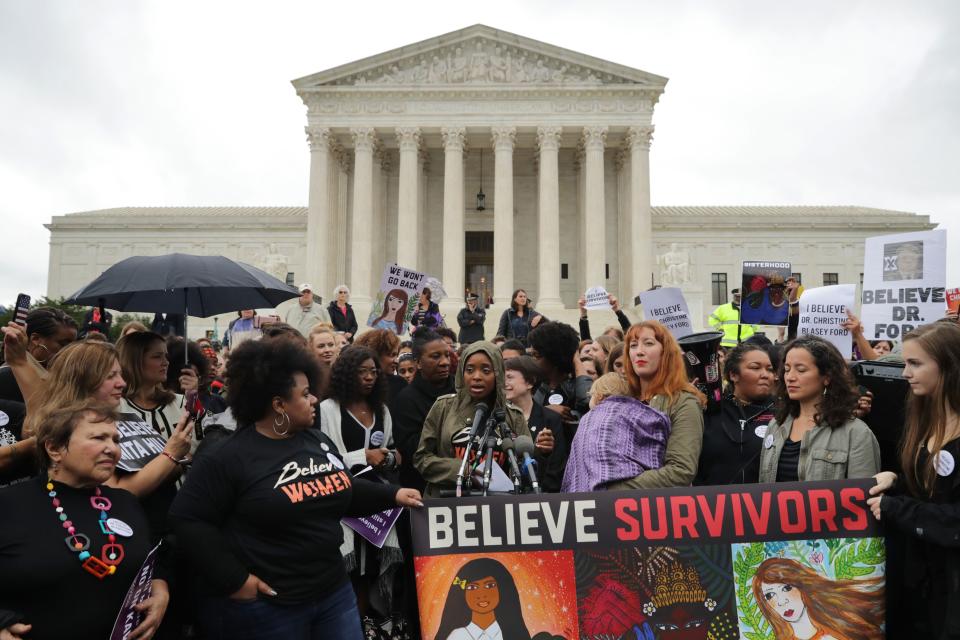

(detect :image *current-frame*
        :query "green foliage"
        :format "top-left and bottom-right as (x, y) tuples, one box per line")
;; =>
(0, 297), (150, 344)
(0, 296), (87, 329)
(832, 538), (885, 580)
(733, 542), (771, 640)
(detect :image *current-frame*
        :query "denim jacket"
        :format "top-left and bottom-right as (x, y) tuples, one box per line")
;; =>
(759, 414), (880, 483)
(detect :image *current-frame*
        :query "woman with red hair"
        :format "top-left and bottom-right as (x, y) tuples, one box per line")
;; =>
(606, 321), (705, 489)
(752, 557), (884, 640)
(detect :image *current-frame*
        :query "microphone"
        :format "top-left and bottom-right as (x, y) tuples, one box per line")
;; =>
(481, 422), (498, 496)
(499, 435), (522, 493)
(514, 435), (541, 494)
(456, 402), (490, 497)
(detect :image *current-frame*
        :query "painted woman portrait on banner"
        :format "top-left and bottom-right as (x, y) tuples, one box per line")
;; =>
(733, 537), (885, 640)
(366, 262), (427, 336)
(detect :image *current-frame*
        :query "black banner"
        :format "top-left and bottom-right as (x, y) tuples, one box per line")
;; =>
(412, 480), (885, 640)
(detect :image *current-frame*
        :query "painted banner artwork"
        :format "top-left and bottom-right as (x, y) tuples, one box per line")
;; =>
(411, 480), (885, 640)
(740, 262), (792, 326)
(367, 263), (428, 335)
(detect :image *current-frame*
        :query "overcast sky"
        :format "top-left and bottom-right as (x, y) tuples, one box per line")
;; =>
(1, 0), (957, 304)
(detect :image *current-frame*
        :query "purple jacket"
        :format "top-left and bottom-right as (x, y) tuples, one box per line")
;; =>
(561, 395), (671, 493)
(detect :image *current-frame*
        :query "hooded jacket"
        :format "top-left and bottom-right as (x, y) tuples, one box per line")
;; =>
(413, 341), (528, 497)
(694, 394), (775, 486)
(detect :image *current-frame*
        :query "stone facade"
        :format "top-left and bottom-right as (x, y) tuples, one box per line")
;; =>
(45, 25), (935, 337)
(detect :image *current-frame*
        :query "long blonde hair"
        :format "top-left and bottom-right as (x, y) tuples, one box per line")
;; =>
(753, 558), (884, 640)
(23, 341), (119, 436)
(900, 322), (960, 496)
(117, 331), (174, 406)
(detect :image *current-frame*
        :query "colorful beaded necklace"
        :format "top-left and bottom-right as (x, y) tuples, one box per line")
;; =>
(47, 479), (125, 579)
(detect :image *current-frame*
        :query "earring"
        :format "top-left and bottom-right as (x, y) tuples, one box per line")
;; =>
(33, 343), (50, 364)
(273, 411), (291, 437)
(823, 385), (829, 396)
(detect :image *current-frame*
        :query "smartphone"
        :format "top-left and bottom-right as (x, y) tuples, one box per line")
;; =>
(12, 294), (30, 327)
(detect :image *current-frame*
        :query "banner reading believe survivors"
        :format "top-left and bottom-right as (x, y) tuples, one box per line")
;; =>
(412, 480), (885, 640)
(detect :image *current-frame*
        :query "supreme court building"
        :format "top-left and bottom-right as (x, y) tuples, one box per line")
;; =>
(46, 25), (934, 332)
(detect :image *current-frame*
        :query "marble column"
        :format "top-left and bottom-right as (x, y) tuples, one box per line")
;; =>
(349, 127), (376, 302)
(628, 125), (655, 294)
(582, 126), (608, 289)
(441, 127), (466, 308)
(305, 126), (332, 294)
(491, 126), (516, 307)
(536, 126), (563, 310)
(396, 127), (421, 268)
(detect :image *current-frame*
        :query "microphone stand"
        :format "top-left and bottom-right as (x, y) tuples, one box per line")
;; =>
(479, 417), (498, 496)
(456, 404), (489, 497)
(498, 422), (523, 494)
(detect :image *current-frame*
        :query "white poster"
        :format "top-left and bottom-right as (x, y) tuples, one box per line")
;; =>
(366, 263), (427, 335)
(797, 284), (856, 356)
(861, 230), (947, 340)
(584, 286), (611, 310)
(639, 287), (693, 338)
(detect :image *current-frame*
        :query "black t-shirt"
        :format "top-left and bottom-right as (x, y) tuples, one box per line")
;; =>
(0, 367), (24, 404)
(777, 438), (802, 483)
(0, 400), (30, 487)
(168, 426), (397, 605)
(0, 478), (155, 639)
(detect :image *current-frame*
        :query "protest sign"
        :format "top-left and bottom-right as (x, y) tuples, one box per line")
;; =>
(115, 414), (167, 472)
(947, 288), (960, 314)
(797, 284), (856, 355)
(741, 261), (792, 326)
(861, 230), (947, 339)
(412, 480), (885, 640)
(584, 286), (611, 310)
(366, 263), (427, 335)
(638, 287), (693, 338)
(343, 508), (402, 549)
(110, 544), (161, 640)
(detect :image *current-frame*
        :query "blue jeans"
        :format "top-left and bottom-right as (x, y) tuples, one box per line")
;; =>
(198, 581), (364, 640)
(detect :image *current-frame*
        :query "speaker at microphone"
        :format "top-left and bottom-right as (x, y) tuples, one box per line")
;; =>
(677, 331), (725, 403)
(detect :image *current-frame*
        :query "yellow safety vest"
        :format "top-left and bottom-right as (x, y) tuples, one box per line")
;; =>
(708, 303), (756, 347)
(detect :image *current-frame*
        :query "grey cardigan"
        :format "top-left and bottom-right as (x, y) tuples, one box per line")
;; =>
(759, 414), (880, 483)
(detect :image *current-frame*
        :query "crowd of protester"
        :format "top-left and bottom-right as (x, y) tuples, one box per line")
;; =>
(1, 282), (959, 639)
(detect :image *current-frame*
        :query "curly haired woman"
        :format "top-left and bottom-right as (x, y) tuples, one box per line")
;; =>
(759, 335), (880, 483)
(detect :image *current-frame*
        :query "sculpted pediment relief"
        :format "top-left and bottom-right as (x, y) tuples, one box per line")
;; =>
(294, 25), (667, 90)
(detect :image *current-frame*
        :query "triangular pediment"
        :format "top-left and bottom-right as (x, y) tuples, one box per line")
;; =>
(292, 24), (668, 90)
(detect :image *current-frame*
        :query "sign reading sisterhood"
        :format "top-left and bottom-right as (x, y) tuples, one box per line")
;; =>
(861, 229), (947, 340)
(412, 480), (885, 640)
(797, 284), (856, 355)
(639, 287), (693, 338)
(741, 262), (792, 326)
(367, 263), (427, 335)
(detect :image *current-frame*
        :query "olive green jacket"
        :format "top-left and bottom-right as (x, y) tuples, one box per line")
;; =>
(606, 391), (704, 490)
(413, 341), (529, 497)
(758, 415), (880, 483)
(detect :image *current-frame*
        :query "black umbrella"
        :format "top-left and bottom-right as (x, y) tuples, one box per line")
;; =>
(66, 253), (300, 352)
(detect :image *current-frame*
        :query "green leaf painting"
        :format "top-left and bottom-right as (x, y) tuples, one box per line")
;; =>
(732, 538), (885, 639)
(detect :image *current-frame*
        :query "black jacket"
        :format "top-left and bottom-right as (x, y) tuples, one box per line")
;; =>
(496, 307), (545, 343)
(456, 306), (486, 344)
(327, 301), (358, 341)
(527, 403), (568, 493)
(410, 301), (442, 329)
(389, 372), (455, 492)
(694, 394), (775, 486)
(578, 309), (633, 340)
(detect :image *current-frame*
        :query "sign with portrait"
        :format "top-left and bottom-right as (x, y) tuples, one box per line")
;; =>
(861, 230), (947, 340)
(412, 480), (885, 640)
(740, 262), (792, 326)
(366, 263), (428, 335)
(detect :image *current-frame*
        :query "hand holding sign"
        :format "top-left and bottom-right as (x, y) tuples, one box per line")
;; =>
(127, 580), (169, 640)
